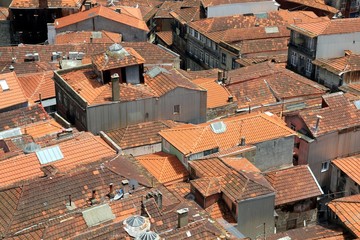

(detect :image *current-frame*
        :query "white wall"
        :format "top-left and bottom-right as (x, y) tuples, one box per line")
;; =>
(207, 1), (278, 18)
(316, 32), (360, 59)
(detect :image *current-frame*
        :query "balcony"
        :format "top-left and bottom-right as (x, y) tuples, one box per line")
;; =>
(289, 41), (316, 59)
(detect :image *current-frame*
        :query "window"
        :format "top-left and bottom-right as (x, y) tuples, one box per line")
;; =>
(286, 219), (297, 230)
(306, 58), (312, 74)
(188, 44), (193, 54)
(294, 142), (300, 148)
(321, 161), (329, 172)
(232, 58), (237, 69)
(221, 53), (227, 64)
(194, 30), (199, 39)
(200, 51), (204, 61)
(190, 28), (194, 36)
(290, 123), (296, 130)
(291, 51), (298, 66)
(163, 140), (170, 152)
(205, 54), (209, 65)
(173, 105), (180, 114)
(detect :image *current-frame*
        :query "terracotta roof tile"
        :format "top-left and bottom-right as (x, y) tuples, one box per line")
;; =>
(91, 46), (145, 71)
(226, 62), (327, 109)
(328, 194), (360, 238)
(0, 187), (22, 237)
(160, 113), (295, 156)
(263, 225), (345, 240)
(0, 132), (116, 188)
(105, 120), (180, 149)
(201, 144), (256, 158)
(283, 0), (338, 14)
(193, 77), (235, 108)
(265, 165), (323, 206)
(156, 31), (173, 46)
(0, 72), (28, 111)
(17, 71), (55, 102)
(0, 7), (9, 20)
(55, 31), (122, 45)
(313, 54), (360, 76)
(332, 157), (360, 185)
(189, 157), (232, 178)
(55, 6), (149, 32)
(170, 6), (201, 24)
(155, 1), (183, 19)
(0, 104), (50, 131)
(10, 0), (82, 8)
(234, 37), (289, 55)
(136, 152), (189, 185)
(288, 18), (360, 38)
(21, 119), (63, 139)
(299, 93), (360, 137)
(191, 177), (222, 197)
(201, 0), (270, 8)
(176, 68), (220, 79)
(205, 200), (236, 223)
(221, 157), (260, 173)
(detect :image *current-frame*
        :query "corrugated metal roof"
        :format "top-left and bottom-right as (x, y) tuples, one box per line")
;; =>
(36, 145), (64, 165)
(82, 204), (115, 227)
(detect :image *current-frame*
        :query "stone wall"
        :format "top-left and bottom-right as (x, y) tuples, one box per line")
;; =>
(207, 101), (238, 121)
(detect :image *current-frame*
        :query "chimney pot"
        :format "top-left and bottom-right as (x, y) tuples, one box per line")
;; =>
(90, 190), (97, 205)
(228, 95), (233, 102)
(240, 137), (246, 146)
(315, 115), (322, 132)
(109, 183), (115, 198)
(111, 73), (120, 101)
(9, 65), (14, 71)
(177, 208), (189, 228)
(218, 70), (223, 83)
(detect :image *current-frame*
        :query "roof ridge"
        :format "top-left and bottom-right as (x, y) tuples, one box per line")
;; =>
(158, 155), (167, 182)
(190, 126), (208, 154)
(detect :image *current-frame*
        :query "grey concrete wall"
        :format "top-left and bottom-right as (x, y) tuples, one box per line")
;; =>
(56, 16), (148, 42)
(237, 193), (275, 239)
(254, 136), (294, 171)
(0, 21), (11, 46)
(123, 143), (161, 157)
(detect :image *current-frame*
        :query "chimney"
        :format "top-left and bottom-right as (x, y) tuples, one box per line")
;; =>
(240, 137), (246, 146)
(90, 36), (93, 43)
(228, 95), (233, 102)
(39, 0), (48, 8)
(177, 208), (189, 228)
(90, 190), (97, 205)
(111, 73), (120, 101)
(108, 183), (115, 199)
(154, 190), (163, 210)
(218, 70), (223, 83)
(69, 194), (72, 206)
(314, 115), (322, 132)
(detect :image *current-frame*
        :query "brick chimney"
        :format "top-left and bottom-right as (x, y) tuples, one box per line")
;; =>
(177, 208), (189, 228)
(111, 73), (120, 101)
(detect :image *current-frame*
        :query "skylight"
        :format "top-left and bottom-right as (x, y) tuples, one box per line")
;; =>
(0, 80), (9, 91)
(147, 66), (169, 78)
(265, 26), (279, 34)
(210, 121), (227, 134)
(354, 100), (360, 109)
(36, 145), (64, 165)
(82, 204), (115, 227)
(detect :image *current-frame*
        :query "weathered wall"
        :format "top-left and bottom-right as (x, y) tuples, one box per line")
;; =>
(207, 1), (278, 17)
(0, 21), (11, 46)
(237, 193), (275, 239)
(207, 101), (238, 121)
(56, 16), (148, 42)
(122, 143), (161, 157)
(275, 208), (317, 232)
(253, 136), (294, 171)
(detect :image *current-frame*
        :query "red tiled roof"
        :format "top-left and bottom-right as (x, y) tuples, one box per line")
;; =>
(17, 71), (55, 102)
(155, 1), (183, 19)
(283, 0), (338, 14)
(299, 93), (360, 137)
(328, 194), (360, 238)
(10, 0), (82, 8)
(0, 132), (116, 188)
(136, 152), (189, 185)
(288, 18), (360, 38)
(0, 104), (50, 131)
(104, 120), (180, 149)
(91, 46), (145, 71)
(54, 6), (149, 32)
(265, 165), (323, 206)
(21, 119), (63, 139)
(201, 0), (269, 8)
(156, 31), (173, 46)
(205, 200), (236, 223)
(160, 113), (295, 156)
(193, 77), (235, 108)
(55, 31), (122, 45)
(0, 72), (28, 111)
(332, 157), (360, 185)
(191, 177), (222, 197)
(313, 54), (360, 76)
(222, 157), (260, 173)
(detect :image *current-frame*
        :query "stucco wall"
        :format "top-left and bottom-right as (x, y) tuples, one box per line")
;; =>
(253, 136), (294, 171)
(122, 143), (161, 157)
(316, 32), (360, 59)
(237, 193), (275, 239)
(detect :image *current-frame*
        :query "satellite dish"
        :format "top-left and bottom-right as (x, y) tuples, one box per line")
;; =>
(129, 179), (139, 190)
(113, 189), (124, 200)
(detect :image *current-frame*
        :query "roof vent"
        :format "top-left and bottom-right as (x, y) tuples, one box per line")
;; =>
(135, 231), (160, 240)
(146, 66), (169, 78)
(109, 43), (123, 52)
(23, 142), (41, 154)
(210, 121), (227, 134)
(123, 215), (151, 238)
